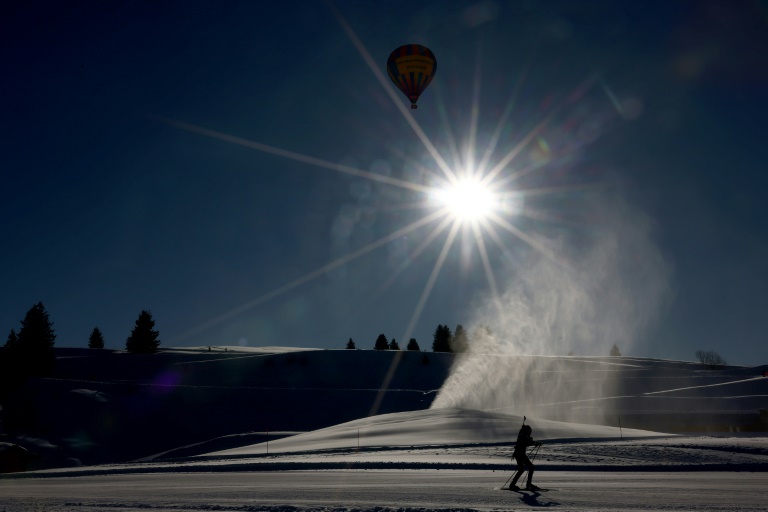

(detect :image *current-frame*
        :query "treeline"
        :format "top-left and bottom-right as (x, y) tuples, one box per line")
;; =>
(345, 323), (486, 353)
(1, 302), (161, 384)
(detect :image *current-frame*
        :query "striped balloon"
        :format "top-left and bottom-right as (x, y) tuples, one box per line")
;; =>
(387, 44), (437, 109)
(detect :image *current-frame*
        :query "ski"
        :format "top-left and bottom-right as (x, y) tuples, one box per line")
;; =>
(498, 486), (551, 492)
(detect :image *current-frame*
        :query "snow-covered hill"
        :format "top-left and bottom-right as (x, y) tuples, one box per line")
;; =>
(1, 347), (766, 474)
(2, 351), (767, 512)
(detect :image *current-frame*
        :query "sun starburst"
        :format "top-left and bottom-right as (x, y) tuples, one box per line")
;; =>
(168, 6), (608, 358)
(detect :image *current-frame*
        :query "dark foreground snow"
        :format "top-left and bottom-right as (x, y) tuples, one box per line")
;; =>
(2, 470), (767, 511)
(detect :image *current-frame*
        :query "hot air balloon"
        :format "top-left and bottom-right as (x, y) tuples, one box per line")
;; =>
(387, 44), (437, 109)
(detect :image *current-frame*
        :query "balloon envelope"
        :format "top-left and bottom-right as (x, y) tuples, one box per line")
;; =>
(387, 44), (437, 109)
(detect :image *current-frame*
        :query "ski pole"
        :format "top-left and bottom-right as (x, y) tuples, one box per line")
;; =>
(530, 444), (541, 462)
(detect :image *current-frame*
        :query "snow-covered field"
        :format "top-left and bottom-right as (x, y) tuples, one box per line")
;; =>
(4, 470), (768, 511)
(3, 408), (768, 511)
(1, 348), (767, 511)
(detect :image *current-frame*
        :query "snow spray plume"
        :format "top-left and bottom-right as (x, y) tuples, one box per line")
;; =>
(432, 192), (672, 426)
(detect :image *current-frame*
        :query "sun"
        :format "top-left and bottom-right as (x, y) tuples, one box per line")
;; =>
(432, 177), (498, 222)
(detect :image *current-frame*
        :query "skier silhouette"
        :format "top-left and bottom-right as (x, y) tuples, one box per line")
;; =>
(510, 423), (542, 490)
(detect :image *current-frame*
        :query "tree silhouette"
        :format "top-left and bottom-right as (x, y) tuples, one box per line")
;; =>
(407, 338), (420, 351)
(4, 329), (18, 349)
(610, 344), (621, 357)
(451, 324), (469, 352)
(432, 324), (453, 352)
(89, 327), (105, 349)
(125, 310), (160, 354)
(695, 349), (727, 368)
(346, 338), (356, 349)
(389, 338), (400, 350)
(15, 302), (57, 376)
(1, 329), (21, 388)
(374, 333), (389, 350)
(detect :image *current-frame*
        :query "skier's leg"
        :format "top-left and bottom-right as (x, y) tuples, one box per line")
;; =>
(511, 466), (525, 486)
(511, 454), (524, 486)
(523, 455), (535, 486)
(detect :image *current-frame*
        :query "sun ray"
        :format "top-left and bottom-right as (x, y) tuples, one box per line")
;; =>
(368, 349), (405, 417)
(374, 213), (455, 295)
(174, 207), (451, 342)
(434, 84), (463, 172)
(465, 44), (483, 179)
(402, 218), (463, 343)
(493, 161), (550, 189)
(157, 117), (431, 194)
(476, 49), (536, 177)
(502, 181), (607, 199)
(514, 204), (591, 229)
(385, 143), (448, 188)
(487, 211), (561, 265)
(494, 125), (618, 188)
(482, 74), (599, 187)
(479, 218), (511, 262)
(368, 218), (460, 419)
(470, 220), (501, 305)
(329, 5), (457, 184)
(480, 107), (561, 187)
(471, 222), (508, 320)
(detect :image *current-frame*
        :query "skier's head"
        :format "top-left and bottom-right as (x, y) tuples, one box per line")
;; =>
(520, 424), (532, 435)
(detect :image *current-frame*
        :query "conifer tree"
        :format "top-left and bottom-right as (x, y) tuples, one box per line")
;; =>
(610, 344), (621, 357)
(406, 338), (420, 351)
(346, 338), (356, 349)
(432, 324), (453, 352)
(1, 330), (21, 387)
(126, 310), (160, 354)
(15, 302), (57, 376)
(450, 324), (469, 352)
(4, 329), (18, 349)
(374, 333), (389, 350)
(89, 327), (105, 349)
(389, 338), (400, 350)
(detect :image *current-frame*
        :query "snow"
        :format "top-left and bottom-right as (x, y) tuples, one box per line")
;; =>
(164, 346), (323, 355)
(204, 408), (661, 457)
(1, 348), (767, 511)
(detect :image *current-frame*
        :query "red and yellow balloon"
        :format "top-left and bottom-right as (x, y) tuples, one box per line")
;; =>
(387, 44), (437, 109)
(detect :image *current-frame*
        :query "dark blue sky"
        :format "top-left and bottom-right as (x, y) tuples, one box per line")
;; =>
(3, 1), (767, 364)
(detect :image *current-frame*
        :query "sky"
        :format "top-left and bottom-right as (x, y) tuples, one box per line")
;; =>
(2, 0), (767, 364)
